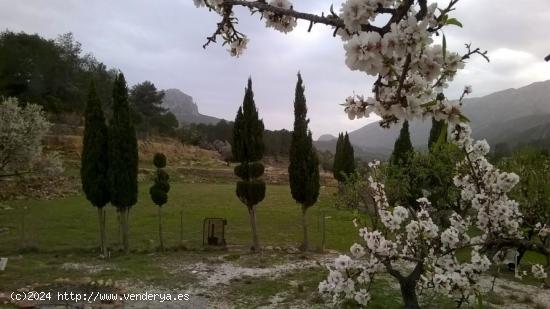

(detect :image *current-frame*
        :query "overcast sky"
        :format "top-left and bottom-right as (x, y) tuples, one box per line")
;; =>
(1, 0), (549, 137)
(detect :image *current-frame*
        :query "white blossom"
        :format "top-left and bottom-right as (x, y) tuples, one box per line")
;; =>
(344, 32), (385, 75)
(340, 0), (376, 33)
(334, 255), (353, 271)
(354, 289), (371, 306)
(350, 243), (366, 258)
(263, 0), (297, 33)
(532, 264), (548, 279)
(228, 37), (249, 57)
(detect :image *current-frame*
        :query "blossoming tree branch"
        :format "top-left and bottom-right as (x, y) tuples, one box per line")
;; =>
(194, 0), (550, 307)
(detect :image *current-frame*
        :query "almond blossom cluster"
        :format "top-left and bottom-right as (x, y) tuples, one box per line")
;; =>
(262, 0), (297, 33)
(318, 124), (547, 307)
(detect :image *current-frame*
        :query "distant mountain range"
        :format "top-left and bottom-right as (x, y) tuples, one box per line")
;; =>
(163, 81), (550, 159)
(162, 89), (221, 125)
(316, 80), (550, 160)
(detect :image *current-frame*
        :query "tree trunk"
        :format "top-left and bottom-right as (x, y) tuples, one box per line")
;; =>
(248, 206), (260, 252)
(97, 207), (107, 256)
(158, 207), (164, 251)
(121, 208), (130, 254)
(301, 205), (309, 252)
(180, 210), (184, 246)
(399, 278), (420, 309)
(117, 210), (122, 245)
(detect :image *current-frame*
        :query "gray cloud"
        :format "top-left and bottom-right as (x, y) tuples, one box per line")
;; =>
(1, 0), (549, 137)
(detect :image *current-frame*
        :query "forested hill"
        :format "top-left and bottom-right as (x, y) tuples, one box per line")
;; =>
(0, 31), (115, 112)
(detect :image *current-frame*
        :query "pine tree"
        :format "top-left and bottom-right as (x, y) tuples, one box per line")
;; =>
(150, 153), (170, 252)
(390, 121), (414, 166)
(81, 81), (110, 257)
(232, 78), (265, 252)
(288, 73), (320, 252)
(108, 73), (138, 254)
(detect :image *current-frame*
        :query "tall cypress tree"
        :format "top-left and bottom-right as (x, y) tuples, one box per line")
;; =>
(332, 133), (344, 182)
(288, 73), (320, 252)
(428, 118), (447, 151)
(232, 78), (265, 252)
(342, 132), (355, 175)
(390, 121), (414, 166)
(109, 73), (138, 254)
(81, 81), (110, 257)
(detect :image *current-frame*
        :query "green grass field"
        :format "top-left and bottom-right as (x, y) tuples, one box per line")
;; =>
(0, 183), (361, 254)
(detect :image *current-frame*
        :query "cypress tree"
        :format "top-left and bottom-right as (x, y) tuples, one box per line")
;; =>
(232, 78), (265, 252)
(81, 81), (110, 257)
(428, 118), (447, 151)
(332, 133), (344, 182)
(109, 72), (138, 254)
(390, 121), (414, 166)
(288, 73), (320, 252)
(342, 132), (356, 176)
(150, 153), (170, 252)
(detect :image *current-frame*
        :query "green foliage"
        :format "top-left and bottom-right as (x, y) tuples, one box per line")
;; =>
(149, 111), (179, 136)
(232, 78), (265, 163)
(130, 81), (166, 117)
(80, 82), (110, 208)
(428, 118), (447, 150)
(0, 31), (115, 113)
(385, 143), (463, 215)
(234, 162), (265, 180)
(108, 73), (138, 209)
(150, 157), (170, 207)
(288, 73), (320, 208)
(232, 78), (266, 251)
(129, 81), (177, 134)
(153, 153), (167, 169)
(333, 132), (355, 182)
(236, 180), (266, 207)
(497, 148), (550, 229)
(334, 172), (370, 212)
(149, 186), (168, 206)
(177, 120), (291, 157)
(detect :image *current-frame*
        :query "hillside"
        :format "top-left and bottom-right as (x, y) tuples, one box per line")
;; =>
(346, 80), (550, 155)
(162, 88), (221, 125)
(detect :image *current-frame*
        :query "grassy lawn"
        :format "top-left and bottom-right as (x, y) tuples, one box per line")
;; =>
(0, 183), (360, 254)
